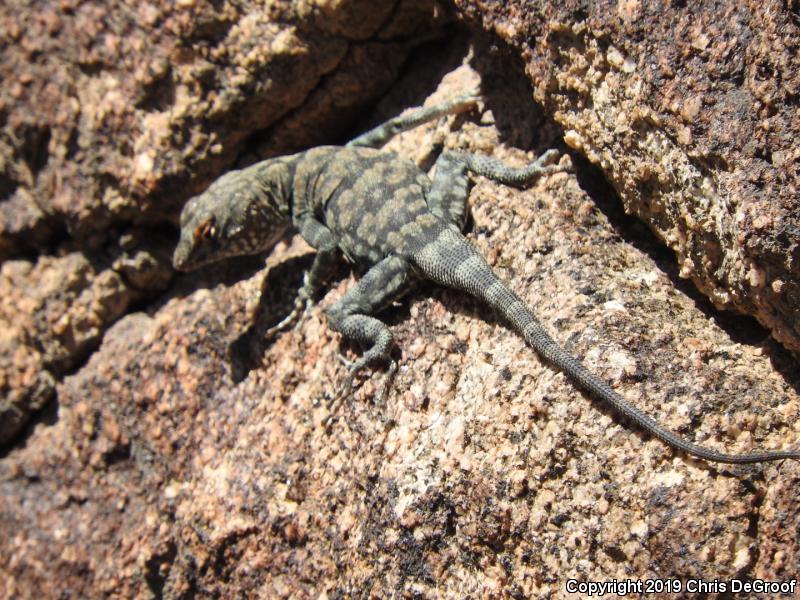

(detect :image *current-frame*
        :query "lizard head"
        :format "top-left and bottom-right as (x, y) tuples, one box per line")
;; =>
(172, 168), (291, 272)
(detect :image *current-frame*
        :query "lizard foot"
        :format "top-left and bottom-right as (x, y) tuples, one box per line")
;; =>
(532, 148), (573, 174)
(374, 359), (398, 406)
(264, 293), (312, 339)
(324, 355), (397, 430)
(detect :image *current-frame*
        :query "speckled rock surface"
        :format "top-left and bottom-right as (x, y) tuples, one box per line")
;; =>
(454, 0), (800, 358)
(2, 46), (799, 596)
(0, 0), (446, 244)
(0, 0), (448, 443)
(0, 233), (172, 444)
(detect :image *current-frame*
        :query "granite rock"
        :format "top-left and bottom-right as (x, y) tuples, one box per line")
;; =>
(0, 232), (172, 444)
(454, 0), (800, 357)
(2, 53), (799, 596)
(0, 0), (448, 443)
(0, 0), (446, 246)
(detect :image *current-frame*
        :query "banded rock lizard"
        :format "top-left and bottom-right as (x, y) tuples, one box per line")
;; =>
(173, 94), (800, 464)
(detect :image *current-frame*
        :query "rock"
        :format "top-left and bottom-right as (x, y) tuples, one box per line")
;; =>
(0, 0), (448, 247)
(0, 0), (447, 442)
(454, 0), (800, 357)
(2, 1), (799, 596)
(2, 48), (799, 595)
(0, 232), (173, 444)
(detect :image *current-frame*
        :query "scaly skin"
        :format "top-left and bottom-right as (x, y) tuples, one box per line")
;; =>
(173, 95), (800, 464)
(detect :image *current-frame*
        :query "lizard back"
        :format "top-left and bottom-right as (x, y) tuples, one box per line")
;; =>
(293, 146), (443, 265)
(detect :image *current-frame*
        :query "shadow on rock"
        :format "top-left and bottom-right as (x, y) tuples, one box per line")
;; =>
(228, 253), (314, 383)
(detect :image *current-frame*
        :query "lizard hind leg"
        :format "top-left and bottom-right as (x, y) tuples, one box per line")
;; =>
(443, 148), (566, 189)
(426, 148), (568, 230)
(324, 255), (411, 424)
(426, 152), (472, 229)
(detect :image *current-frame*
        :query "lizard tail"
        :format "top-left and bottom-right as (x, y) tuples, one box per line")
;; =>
(411, 226), (800, 464)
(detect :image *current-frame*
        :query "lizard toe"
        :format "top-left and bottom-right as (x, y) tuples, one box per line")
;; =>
(374, 359), (398, 406)
(265, 295), (313, 339)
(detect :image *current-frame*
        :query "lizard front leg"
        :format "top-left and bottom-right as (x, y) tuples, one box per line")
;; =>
(267, 217), (341, 337)
(346, 92), (480, 149)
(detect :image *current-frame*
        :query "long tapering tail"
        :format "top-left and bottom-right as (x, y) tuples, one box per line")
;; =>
(411, 225), (799, 464)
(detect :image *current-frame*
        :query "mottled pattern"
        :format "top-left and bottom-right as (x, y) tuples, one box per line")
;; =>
(173, 159), (295, 271)
(173, 96), (800, 464)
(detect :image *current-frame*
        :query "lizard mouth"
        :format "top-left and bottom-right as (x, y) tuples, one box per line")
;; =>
(172, 239), (194, 271)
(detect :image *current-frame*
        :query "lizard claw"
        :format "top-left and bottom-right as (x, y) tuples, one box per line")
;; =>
(514, 149), (573, 183)
(322, 356), (362, 430)
(534, 149), (560, 166)
(323, 356), (397, 430)
(264, 293), (312, 339)
(451, 91), (482, 111)
(334, 353), (357, 370)
(338, 355), (397, 404)
(374, 359), (398, 406)
(533, 149), (573, 174)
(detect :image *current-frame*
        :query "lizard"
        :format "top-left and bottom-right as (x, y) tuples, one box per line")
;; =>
(172, 93), (800, 465)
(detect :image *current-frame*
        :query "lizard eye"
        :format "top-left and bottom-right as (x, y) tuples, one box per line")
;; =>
(194, 217), (217, 242)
